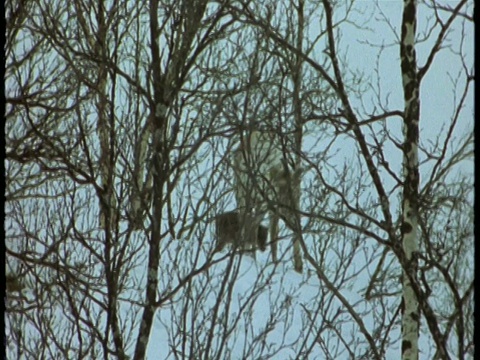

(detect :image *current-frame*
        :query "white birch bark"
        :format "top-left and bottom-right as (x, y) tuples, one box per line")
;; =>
(400, 0), (420, 359)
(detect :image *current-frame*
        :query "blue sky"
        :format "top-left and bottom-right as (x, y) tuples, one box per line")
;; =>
(143, 1), (473, 359)
(5, 1), (473, 359)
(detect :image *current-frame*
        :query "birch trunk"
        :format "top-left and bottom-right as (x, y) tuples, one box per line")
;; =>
(400, 0), (420, 359)
(133, 1), (208, 358)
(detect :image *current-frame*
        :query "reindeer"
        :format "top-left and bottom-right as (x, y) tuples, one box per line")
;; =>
(231, 128), (303, 273)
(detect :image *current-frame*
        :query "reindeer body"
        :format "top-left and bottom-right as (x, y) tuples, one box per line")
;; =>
(214, 211), (267, 253)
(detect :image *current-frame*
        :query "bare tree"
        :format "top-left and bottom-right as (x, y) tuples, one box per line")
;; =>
(226, 0), (473, 358)
(5, 0), (473, 359)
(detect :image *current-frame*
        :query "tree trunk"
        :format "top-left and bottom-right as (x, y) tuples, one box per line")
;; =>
(400, 1), (420, 359)
(291, 0), (305, 274)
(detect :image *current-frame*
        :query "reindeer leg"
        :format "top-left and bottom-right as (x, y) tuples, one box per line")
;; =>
(270, 210), (279, 263)
(290, 203), (303, 273)
(293, 234), (303, 273)
(282, 186), (303, 273)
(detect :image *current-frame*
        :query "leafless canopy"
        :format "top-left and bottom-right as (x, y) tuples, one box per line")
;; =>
(5, 0), (473, 359)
